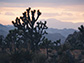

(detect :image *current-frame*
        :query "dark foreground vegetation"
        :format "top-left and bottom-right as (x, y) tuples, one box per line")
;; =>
(0, 7), (84, 63)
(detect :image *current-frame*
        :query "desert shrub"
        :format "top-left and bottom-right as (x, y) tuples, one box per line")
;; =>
(10, 51), (33, 63)
(0, 52), (9, 63)
(32, 53), (47, 63)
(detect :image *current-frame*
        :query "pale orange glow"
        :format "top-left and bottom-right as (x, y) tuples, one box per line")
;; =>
(0, 5), (84, 25)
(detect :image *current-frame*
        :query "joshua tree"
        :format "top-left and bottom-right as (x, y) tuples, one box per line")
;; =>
(54, 39), (61, 46)
(12, 7), (48, 52)
(78, 25), (84, 39)
(78, 25), (84, 49)
(78, 25), (84, 34)
(53, 39), (61, 51)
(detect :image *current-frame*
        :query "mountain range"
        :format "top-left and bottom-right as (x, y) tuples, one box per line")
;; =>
(0, 23), (77, 43)
(46, 28), (76, 38)
(0, 24), (14, 36)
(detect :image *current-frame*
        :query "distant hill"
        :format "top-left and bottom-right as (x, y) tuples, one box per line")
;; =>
(45, 33), (66, 44)
(40, 18), (84, 30)
(0, 29), (8, 37)
(46, 28), (76, 37)
(0, 24), (14, 31)
(0, 24), (14, 37)
(0, 24), (8, 31)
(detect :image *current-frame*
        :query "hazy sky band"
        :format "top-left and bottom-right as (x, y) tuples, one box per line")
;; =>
(0, 0), (84, 4)
(0, 0), (84, 29)
(0, 0), (84, 7)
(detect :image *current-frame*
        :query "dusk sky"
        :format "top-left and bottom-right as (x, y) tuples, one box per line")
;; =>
(0, 0), (84, 26)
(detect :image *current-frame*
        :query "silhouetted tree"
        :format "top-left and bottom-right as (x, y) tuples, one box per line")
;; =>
(54, 39), (61, 51)
(78, 25), (84, 43)
(65, 25), (84, 50)
(12, 7), (48, 52)
(78, 25), (84, 34)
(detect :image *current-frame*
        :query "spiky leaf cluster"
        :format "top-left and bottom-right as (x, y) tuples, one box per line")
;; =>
(78, 25), (84, 35)
(12, 7), (41, 30)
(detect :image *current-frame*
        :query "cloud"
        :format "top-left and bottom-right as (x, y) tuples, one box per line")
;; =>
(82, 14), (84, 16)
(5, 12), (15, 15)
(0, 0), (84, 5)
(60, 18), (74, 21)
(42, 13), (61, 17)
(0, 0), (84, 7)
(61, 12), (73, 16)
(42, 12), (73, 17)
